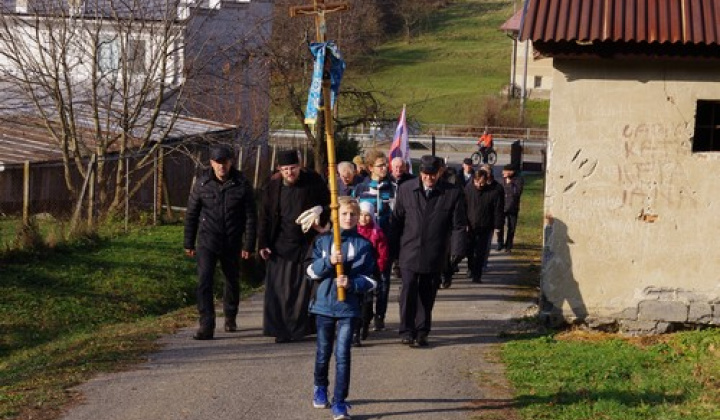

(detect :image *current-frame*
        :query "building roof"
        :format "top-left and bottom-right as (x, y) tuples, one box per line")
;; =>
(519, 0), (720, 58)
(500, 8), (523, 33)
(0, 111), (234, 166)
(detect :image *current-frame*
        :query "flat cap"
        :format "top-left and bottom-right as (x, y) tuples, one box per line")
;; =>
(419, 155), (441, 174)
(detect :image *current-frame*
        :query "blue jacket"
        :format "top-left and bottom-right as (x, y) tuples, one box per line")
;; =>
(306, 229), (377, 318)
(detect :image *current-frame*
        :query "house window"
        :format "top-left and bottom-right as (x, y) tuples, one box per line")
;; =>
(534, 76), (542, 89)
(126, 40), (146, 74)
(98, 38), (120, 73)
(98, 38), (146, 75)
(692, 100), (720, 152)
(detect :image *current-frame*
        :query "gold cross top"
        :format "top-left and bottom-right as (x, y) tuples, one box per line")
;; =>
(289, 0), (350, 42)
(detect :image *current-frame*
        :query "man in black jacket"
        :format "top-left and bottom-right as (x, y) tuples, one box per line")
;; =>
(184, 145), (257, 340)
(498, 164), (525, 252)
(464, 169), (504, 283)
(391, 155), (467, 347)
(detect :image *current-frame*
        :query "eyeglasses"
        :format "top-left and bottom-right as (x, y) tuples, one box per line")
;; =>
(373, 163), (388, 168)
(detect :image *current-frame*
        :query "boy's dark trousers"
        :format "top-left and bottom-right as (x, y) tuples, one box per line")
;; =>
(470, 228), (493, 281)
(196, 247), (240, 329)
(500, 212), (519, 251)
(353, 294), (374, 341)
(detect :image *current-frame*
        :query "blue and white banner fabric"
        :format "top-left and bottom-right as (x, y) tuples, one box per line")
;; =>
(304, 42), (346, 125)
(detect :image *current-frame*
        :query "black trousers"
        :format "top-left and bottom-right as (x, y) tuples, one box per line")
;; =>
(196, 247), (240, 328)
(470, 228), (494, 279)
(399, 269), (440, 338)
(498, 212), (519, 250)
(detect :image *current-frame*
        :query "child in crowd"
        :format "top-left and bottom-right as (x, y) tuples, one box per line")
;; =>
(353, 201), (389, 346)
(306, 196), (377, 420)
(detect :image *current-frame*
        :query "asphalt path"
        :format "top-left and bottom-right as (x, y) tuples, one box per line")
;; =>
(61, 252), (534, 420)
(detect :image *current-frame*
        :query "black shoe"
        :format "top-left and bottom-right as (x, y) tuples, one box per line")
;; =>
(400, 336), (414, 345)
(373, 316), (385, 331)
(441, 278), (452, 289)
(362, 324), (370, 341)
(504, 248), (512, 253)
(224, 318), (237, 332)
(415, 335), (429, 347)
(274, 336), (291, 343)
(193, 327), (214, 340)
(471, 276), (482, 283)
(352, 334), (362, 347)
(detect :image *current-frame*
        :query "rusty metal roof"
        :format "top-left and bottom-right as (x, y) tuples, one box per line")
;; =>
(501, 8), (523, 33)
(0, 111), (235, 166)
(520, 0), (720, 57)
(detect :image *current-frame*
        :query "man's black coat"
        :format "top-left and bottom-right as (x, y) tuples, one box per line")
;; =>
(184, 168), (257, 254)
(257, 169), (330, 262)
(464, 182), (504, 231)
(391, 177), (468, 274)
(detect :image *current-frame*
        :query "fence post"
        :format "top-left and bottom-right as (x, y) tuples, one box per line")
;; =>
(153, 150), (158, 226)
(156, 149), (165, 225)
(125, 156), (129, 232)
(22, 160), (30, 225)
(70, 154), (97, 234)
(87, 161), (96, 228)
(253, 147), (262, 189)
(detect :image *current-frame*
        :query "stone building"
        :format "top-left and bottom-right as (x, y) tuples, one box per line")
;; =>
(521, 0), (720, 334)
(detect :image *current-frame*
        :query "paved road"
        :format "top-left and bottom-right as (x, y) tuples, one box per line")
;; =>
(61, 252), (533, 420)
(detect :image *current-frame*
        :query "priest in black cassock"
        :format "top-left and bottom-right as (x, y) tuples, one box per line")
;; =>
(258, 149), (330, 343)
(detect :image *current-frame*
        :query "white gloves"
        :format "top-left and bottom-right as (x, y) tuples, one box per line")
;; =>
(296, 205), (323, 233)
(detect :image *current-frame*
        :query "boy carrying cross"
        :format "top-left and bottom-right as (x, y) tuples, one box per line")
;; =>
(305, 196), (377, 420)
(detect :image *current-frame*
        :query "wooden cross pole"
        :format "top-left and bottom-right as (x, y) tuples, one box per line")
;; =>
(290, 0), (349, 301)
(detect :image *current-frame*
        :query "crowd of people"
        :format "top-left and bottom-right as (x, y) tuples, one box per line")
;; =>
(182, 145), (524, 420)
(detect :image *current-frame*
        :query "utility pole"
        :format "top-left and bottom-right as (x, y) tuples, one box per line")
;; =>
(290, 0), (349, 301)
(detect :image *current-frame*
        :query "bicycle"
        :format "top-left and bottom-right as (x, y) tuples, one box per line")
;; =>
(470, 146), (497, 166)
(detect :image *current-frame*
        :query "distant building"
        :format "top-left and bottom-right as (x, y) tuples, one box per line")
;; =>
(522, 0), (720, 334)
(500, 7), (552, 100)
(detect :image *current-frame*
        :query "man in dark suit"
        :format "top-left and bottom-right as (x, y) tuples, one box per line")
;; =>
(391, 155), (467, 347)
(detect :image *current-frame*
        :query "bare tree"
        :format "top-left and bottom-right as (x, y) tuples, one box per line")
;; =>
(391, 0), (435, 44)
(0, 0), (271, 221)
(265, 0), (394, 171)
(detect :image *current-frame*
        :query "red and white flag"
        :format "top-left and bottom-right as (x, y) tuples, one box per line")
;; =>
(388, 105), (411, 173)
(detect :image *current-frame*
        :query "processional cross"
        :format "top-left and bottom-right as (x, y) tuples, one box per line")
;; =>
(290, 0), (350, 300)
(290, 0), (349, 43)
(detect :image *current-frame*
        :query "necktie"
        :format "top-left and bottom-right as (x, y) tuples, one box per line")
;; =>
(425, 188), (432, 199)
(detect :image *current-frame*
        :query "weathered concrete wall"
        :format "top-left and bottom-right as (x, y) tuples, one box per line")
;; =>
(541, 59), (720, 335)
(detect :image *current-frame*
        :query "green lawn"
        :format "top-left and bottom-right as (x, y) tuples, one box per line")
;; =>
(500, 175), (720, 420)
(503, 330), (720, 420)
(0, 224), (262, 419)
(350, 0), (517, 125)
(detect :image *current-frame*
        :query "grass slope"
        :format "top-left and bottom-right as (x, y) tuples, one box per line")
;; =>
(347, 0), (539, 125)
